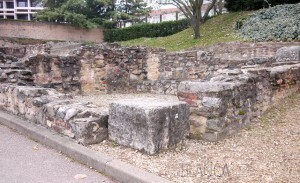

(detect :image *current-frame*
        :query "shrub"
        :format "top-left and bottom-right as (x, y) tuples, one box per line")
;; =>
(104, 19), (190, 42)
(102, 20), (117, 29)
(239, 3), (300, 41)
(225, 0), (299, 12)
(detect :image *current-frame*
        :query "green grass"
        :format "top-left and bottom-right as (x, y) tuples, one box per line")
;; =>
(120, 11), (252, 51)
(0, 37), (48, 45)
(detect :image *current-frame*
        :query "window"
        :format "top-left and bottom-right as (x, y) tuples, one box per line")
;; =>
(17, 14), (28, 20)
(6, 2), (14, 9)
(6, 15), (14, 19)
(17, 0), (28, 7)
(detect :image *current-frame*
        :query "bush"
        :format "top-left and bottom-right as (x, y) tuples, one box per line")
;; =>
(225, 0), (299, 12)
(239, 3), (300, 41)
(102, 20), (117, 29)
(104, 19), (190, 42)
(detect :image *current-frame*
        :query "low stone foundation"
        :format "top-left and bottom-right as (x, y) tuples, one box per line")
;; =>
(0, 84), (109, 144)
(178, 62), (300, 141)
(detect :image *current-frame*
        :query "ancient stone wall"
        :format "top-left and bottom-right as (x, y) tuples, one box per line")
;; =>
(203, 42), (300, 61)
(177, 62), (300, 141)
(1, 40), (299, 144)
(25, 54), (82, 93)
(79, 45), (164, 94)
(0, 84), (109, 144)
(3, 42), (298, 96)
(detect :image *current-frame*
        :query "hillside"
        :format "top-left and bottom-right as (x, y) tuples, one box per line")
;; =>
(121, 12), (251, 51)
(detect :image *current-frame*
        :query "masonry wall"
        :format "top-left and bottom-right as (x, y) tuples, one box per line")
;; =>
(0, 19), (104, 42)
(203, 42), (300, 61)
(1, 41), (300, 143)
(0, 84), (109, 144)
(78, 45), (163, 94)
(4, 42), (298, 96)
(177, 63), (300, 141)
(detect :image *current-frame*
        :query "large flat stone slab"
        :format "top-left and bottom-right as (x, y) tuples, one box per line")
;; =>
(108, 98), (189, 154)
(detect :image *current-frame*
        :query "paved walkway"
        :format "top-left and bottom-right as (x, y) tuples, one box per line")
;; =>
(0, 124), (116, 183)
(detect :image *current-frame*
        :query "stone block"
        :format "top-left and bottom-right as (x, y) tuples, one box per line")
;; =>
(275, 46), (300, 62)
(108, 98), (189, 154)
(43, 100), (109, 145)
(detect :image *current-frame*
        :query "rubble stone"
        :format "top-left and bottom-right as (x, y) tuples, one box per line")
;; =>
(275, 46), (300, 62)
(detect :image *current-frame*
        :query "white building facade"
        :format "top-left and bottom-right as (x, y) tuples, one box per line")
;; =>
(116, 0), (218, 27)
(0, 0), (43, 20)
(145, 0), (217, 23)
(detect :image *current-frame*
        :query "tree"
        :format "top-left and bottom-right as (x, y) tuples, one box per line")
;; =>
(213, 0), (224, 15)
(172, 0), (217, 39)
(36, 0), (115, 28)
(113, 0), (151, 28)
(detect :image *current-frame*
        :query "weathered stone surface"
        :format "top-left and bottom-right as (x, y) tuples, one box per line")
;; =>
(108, 98), (189, 154)
(0, 84), (68, 123)
(275, 46), (300, 62)
(0, 84), (108, 145)
(1, 41), (300, 145)
(43, 101), (109, 144)
(178, 62), (300, 141)
(26, 54), (81, 94)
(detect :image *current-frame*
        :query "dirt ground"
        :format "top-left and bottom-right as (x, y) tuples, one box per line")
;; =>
(89, 92), (300, 183)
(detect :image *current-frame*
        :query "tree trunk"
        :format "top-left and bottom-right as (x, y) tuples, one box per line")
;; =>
(202, 0), (217, 21)
(218, 0), (223, 15)
(192, 18), (200, 39)
(214, 4), (217, 15)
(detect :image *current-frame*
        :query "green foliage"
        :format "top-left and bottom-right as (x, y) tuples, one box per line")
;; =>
(82, 40), (96, 46)
(113, 0), (151, 23)
(238, 110), (246, 115)
(37, 0), (114, 28)
(104, 19), (190, 42)
(239, 3), (300, 41)
(102, 20), (118, 29)
(225, 0), (299, 12)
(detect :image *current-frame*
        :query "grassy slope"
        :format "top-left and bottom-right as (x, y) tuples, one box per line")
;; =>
(121, 12), (251, 51)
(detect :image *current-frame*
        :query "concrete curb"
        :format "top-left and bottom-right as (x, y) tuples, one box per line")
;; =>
(0, 111), (172, 183)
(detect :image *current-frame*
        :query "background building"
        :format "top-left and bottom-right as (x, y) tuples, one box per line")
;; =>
(0, 0), (43, 20)
(117, 0), (219, 27)
(145, 0), (220, 23)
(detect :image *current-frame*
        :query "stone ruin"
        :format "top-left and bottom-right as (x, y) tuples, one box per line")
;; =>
(0, 40), (299, 154)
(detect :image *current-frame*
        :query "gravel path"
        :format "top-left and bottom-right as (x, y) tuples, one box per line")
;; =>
(89, 92), (300, 183)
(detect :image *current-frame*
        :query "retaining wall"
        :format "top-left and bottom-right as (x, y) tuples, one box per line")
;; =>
(0, 19), (104, 42)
